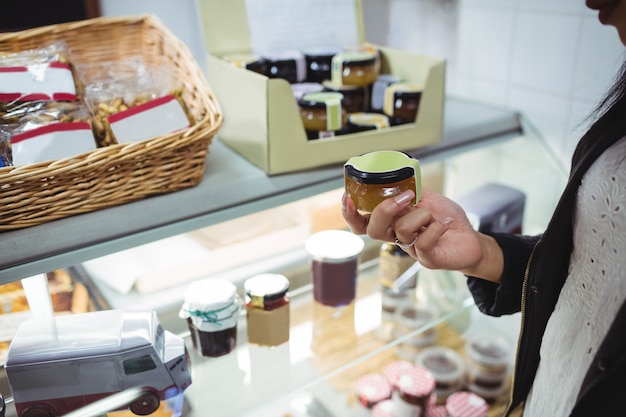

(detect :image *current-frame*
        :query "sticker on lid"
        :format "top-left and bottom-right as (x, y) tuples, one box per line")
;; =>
(355, 373), (392, 408)
(445, 391), (488, 417)
(108, 94), (190, 144)
(0, 62), (77, 102)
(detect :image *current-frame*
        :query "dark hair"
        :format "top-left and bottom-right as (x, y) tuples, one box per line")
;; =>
(573, 53), (626, 164)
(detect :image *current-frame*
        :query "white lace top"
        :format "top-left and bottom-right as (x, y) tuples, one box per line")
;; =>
(524, 136), (626, 416)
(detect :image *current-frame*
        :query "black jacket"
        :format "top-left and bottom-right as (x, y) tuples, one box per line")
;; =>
(466, 131), (626, 416)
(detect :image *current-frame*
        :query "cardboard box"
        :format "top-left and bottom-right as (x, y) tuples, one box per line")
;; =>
(198, 0), (445, 175)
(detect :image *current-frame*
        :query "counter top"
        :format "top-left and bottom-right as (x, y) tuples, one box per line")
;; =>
(0, 97), (521, 283)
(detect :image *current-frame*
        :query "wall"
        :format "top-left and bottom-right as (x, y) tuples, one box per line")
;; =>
(363, 0), (626, 168)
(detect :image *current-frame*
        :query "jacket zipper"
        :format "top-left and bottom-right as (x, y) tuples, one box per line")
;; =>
(504, 239), (539, 416)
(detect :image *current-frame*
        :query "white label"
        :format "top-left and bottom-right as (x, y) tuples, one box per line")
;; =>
(0, 63), (77, 101)
(108, 95), (190, 144)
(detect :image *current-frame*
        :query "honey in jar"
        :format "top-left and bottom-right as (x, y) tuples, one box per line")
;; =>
(298, 91), (347, 133)
(344, 150), (422, 213)
(322, 80), (368, 113)
(384, 82), (423, 125)
(331, 50), (379, 87)
(302, 46), (341, 83)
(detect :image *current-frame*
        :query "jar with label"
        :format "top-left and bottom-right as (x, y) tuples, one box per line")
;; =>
(222, 53), (267, 76)
(393, 303), (438, 360)
(344, 150), (422, 213)
(393, 366), (436, 417)
(303, 47), (341, 83)
(179, 278), (240, 358)
(445, 391), (488, 417)
(384, 83), (423, 125)
(371, 74), (402, 113)
(415, 346), (465, 404)
(299, 91), (347, 137)
(322, 80), (368, 113)
(263, 50), (307, 83)
(354, 373), (393, 415)
(331, 50), (379, 87)
(347, 112), (390, 133)
(244, 273), (290, 347)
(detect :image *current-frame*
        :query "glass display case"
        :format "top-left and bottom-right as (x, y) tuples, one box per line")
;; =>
(0, 97), (568, 417)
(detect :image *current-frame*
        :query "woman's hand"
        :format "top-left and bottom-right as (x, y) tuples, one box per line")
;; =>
(342, 186), (503, 282)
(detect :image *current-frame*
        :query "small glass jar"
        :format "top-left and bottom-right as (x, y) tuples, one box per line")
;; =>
(371, 74), (402, 113)
(222, 53), (267, 76)
(179, 279), (239, 358)
(263, 49), (306, 83)
(344, 150), (422, 213)
(354, 373), (393, 414)
(347, 112), (390, 133)
(322, 80), (368, 113)
(303, 46), (341, 83)
(244, 273), (290, 347)
(379, 242), (417, 289)
(384, 83), (423, 125)
(464, 335), (511, 401)
(393, 366), (436, 417)
(415, 346), (465, 404)
(331, 50), (379, 86)
(393, 303), (438, 360)
(298, 91), (347, 132)
(445, 391), (488, 417)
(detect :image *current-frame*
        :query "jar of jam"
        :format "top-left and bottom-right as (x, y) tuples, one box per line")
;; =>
(384, 82), (423, 125)
(347, 112), (390, 133)
(344, 150), (422, 213)
(415, 346), (465, 404)
(464, 335), (511, 401)
(393, 303), (438, 360)
(393, 366), (436, 417)
(445, 391), (488, 417)
(179, 278), (239, 358)
(322, 80), (368, 113)
(244, 273), (290, 347)
(331, 50), (379, 87)
(371, 74), (402, 113)
(222, 53), (267, 76)
(303, 46), (341, 83)
(263, 49), (306, 83)
(354, 373), (393, 413)
(299, 91), (347, 133)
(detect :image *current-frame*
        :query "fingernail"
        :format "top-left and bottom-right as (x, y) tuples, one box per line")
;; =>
(394, 190), (415, 206)
(441, 217), (454, 226)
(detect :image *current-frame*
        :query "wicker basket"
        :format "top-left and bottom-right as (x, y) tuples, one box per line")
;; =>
(0, 14), (223, 231)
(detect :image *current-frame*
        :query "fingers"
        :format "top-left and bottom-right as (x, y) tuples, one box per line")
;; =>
(341, 193), (369, 234)
(368, 189), (418, 242)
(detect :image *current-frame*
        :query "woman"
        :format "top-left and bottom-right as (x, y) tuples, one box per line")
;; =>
(342, 1), (626, 415)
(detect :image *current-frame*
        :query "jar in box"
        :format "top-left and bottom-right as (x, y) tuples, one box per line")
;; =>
(384, 83), (423, 125)
(179, 279), (239, 358)
(263, 50), (307, 83)
(415, 346), (465, 404)
(347, 112), (390, 133)
(331, 50), (379, 87)
(354, 373), (393, 415)
(344, 150), (422, 213)
(393, 366), (436, 417)
(322, 80), (369, 113)
(393, 303), (438, 360)
(371, 74), (402, 113)
(303, 47), (341, 83)
(299, 91), (347, 136)
(464, 335), (511, 401)
(445, 391), (488, 417)
(222, 53), (267, 76)
(244, 273), (290, 347)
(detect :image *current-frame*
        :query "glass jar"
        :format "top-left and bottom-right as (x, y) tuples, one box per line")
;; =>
(393, 303), (438, 360)
(445, 391), (488, 417)
(303, 46), (341, 83)
(244, 273), (290, 347)
(344, 150), (422, 213)
(384, 82), (423, 125)
(298, 91), (347, 133)
(415, 346), (465, 404)
(354, 373), (393, 413)
(331, 50), (379, 86)
(263, 50), (306, 83)
(222, 53), (267, 76)
(393, 366), (436, 417)
(371, 74), (402, 113)
(178, 278), (239, 358)
(322, 80), (368, 113)
(464, 335), (511, 401)
(379, 242), (417, 288)
(347, 112), (390, 133)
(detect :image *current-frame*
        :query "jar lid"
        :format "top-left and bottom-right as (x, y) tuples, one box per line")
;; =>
(445, 391), (488, 417)
(322, 80), (365, 94)
(371, 399), (397, 417)
(354, 373), (392, 407)
(344, 150), (420, 185)
(244, 273), (289, 301)
(298, 91), (344, 109)
(334, 50), (377, 66)
(302, 46), (341, 58)
(304, 230), (364, 262)
(382, 360), (417, 389)
(415, 346), (465, 384)
(181, 278), (237, 309)
(396, 366), (436, 398)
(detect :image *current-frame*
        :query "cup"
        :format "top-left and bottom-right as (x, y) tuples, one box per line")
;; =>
(305, 230), (364, 307)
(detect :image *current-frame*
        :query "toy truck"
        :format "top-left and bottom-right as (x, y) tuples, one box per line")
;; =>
(4, 309), (192, 417)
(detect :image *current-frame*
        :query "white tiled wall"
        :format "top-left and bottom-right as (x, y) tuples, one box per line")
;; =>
(363, 0), (626, 168)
